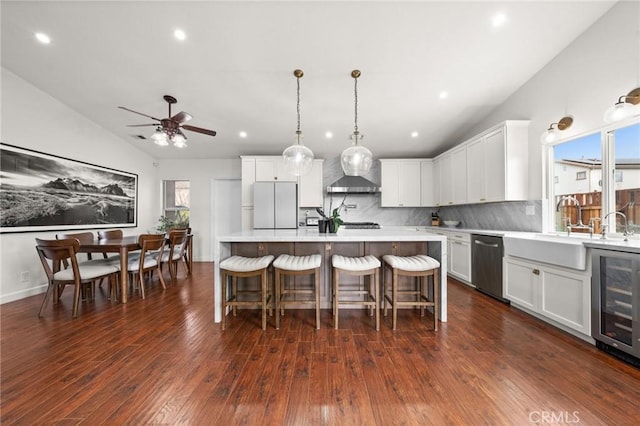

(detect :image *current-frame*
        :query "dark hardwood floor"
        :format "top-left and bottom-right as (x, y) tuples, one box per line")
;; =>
(1, 262), (639, 425)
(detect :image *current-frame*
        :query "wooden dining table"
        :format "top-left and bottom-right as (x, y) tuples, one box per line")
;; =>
(78, 233), (194, 303)
(78, 235), (140, 303)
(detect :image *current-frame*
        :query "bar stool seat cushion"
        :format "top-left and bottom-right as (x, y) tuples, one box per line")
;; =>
(273, 254), (322, 271)
(382, 254), (440, 271)
(332, 254), (381, 271)
(220, 255), (274, 272)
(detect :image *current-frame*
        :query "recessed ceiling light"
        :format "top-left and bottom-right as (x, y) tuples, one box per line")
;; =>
(492, 13), (507, 28)
(325, 131), (333, 139)
(239, 131), (247, 138)
(35, 32), (51, 44)
(439, 91), (448, 99)
(411, 131), (419, 138)
(174, 29), (186, 41)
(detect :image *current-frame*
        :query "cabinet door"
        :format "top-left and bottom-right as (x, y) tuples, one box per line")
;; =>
(449, 241), (471, 282)
(241, 206), (254, 231)
(298, 159), (324, 207)
(439, 154), (453, 205)
(275, 158), (297, 181)
(255, 158), (277, 181)
(398, 161), (421, 206)
(380, 161), (400, 207)
(421, 160), (434, 207)
(466, 137), (486, 203)
(241, 158), (256, 207)
(484, 128), (506, 202)
(432, 157), (441, 206)
(540, 266), (591, 335)
(452, 146), (467, 204)
(504, 258), (538, 310)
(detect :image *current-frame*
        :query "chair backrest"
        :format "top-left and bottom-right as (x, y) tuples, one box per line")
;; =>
(138, 234), (166, 262)
(168, 229), (188, 258)
(57, 232), (94, 245)
(97, 229), (123, 240)
(169, 227), (192, 235)
(35, 238), (80, 280)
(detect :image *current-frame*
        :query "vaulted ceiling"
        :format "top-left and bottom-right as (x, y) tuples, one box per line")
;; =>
(1, 1), (616, 160)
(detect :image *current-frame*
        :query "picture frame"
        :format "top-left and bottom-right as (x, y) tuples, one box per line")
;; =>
(0, 143), (138, 233)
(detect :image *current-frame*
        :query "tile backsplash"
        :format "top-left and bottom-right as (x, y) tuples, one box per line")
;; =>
(300, 156), (542, 232)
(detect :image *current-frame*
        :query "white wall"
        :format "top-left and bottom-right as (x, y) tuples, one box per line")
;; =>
(155, 159), (241, 262)
(0, 69), (159, 303)
(459, 1), (640, 199)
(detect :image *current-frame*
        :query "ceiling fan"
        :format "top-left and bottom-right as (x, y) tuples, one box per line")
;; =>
(118, 95), (216, 147)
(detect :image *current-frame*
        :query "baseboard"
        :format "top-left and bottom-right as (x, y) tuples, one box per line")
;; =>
(1, 284), (47, 305)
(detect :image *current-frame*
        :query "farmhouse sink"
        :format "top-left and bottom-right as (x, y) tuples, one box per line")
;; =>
(503, 233), (588, 270)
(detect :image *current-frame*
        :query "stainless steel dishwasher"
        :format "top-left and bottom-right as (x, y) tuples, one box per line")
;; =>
(471, 234), (507, 302)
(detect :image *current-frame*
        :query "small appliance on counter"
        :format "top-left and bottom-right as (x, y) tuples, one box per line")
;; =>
(431, 212), (440, 226)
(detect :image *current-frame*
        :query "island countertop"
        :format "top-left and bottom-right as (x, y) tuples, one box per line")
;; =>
(213, 227), (448, 325)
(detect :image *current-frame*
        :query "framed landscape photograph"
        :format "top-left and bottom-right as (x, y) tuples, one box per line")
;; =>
(0, 143), (137, 233)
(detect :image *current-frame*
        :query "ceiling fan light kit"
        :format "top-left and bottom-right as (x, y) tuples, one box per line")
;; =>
(541, 115), (574, 143)
(119, 94), (216, 148)
(341, 69), (373, 176)
(282, 69), (314, 176)
(603, 87), (640, 123)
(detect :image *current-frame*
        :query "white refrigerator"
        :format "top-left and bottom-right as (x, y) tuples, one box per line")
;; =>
(253, 181), (298, 229)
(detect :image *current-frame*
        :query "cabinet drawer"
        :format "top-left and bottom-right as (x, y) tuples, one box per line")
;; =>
(449, 231), (470, 242)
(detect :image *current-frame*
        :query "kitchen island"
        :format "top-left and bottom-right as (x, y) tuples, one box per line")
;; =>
(213, 227), (448, 324)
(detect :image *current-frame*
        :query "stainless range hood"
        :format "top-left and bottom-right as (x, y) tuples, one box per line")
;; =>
(326, 175), (379, 194)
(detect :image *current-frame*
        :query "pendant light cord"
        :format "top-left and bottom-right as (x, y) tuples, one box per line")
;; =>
(296, 76), (301, 135)
(353, 77), (359, 134)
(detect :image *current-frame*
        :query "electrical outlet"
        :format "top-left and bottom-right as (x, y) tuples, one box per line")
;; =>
(525, 205), (536, 216)
(20, 271), (30, 282)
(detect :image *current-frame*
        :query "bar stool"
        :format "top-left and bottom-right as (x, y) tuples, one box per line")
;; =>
(220, 255), (274, 330)
(382, 254), (439, 331)
(273, 254), (322, 330)
(331, 254), (381, 331)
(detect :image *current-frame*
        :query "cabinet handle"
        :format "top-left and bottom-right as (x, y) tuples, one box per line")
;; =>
(325, 244), (332, 251)
(480, 198), (486, 201)
(448, 202), (453, 205)
(532, 269), (540, 275)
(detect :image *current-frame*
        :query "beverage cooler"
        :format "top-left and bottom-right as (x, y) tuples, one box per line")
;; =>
(591, 248), (640, 366)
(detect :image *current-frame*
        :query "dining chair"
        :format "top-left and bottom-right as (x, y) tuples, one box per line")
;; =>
(97, 229), (124, 260)
(113, 234), (167, 299)
(169, 227), (192, 275)
(57, 232), (112, 299)
(35, 238), (119, 318)
(160, 229), (189, 283)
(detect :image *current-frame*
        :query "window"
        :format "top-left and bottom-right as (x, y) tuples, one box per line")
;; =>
(547, 120), (639, 236)
(163, 180), (190, 227)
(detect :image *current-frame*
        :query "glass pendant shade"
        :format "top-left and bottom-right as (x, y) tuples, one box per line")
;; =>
(151, 128), (169, 146)
(341, 135), (373, 176)
(604, 101), (635, 123)
(541, 127), (558, 143)
(283, 137), (314, 176)
(172, 133), (187, 148)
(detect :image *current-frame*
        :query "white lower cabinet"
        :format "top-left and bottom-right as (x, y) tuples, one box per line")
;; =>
(504, 256), (591, 337)
(449, 232), (471, 283)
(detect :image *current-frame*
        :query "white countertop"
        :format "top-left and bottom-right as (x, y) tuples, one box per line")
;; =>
(216, 227), (447, 243)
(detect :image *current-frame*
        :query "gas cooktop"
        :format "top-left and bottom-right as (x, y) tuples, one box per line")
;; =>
(342, 222), (381, 229)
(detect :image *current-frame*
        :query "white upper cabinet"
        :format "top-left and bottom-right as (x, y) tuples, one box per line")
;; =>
(420, 160), (434, 207)
(466, 137), (486, 203)
(298, 159), (324, 207)
(434, 120), (530, 206)
(254, 157), (296, 182)
(451, 145), (467, 204)
(380, 159), (421, 207)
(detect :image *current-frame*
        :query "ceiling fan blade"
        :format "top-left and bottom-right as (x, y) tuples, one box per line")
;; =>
(182, 124), (217, 137)
(117, 106), (162, 121)
(176, 128), (187, 139)
(171, 111), (192, 124)
(126, 124), (157, 127)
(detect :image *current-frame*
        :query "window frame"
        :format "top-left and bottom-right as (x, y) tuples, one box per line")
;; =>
(543, 116), (639, 236)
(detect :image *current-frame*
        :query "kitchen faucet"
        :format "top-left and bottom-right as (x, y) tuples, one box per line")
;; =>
(602, 211), (633, 241)
(556, 195), (590, 236)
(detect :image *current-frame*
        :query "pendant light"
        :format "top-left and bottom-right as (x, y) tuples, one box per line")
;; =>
(341, 69), (373, 176)
(282, 69), (314, 176)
